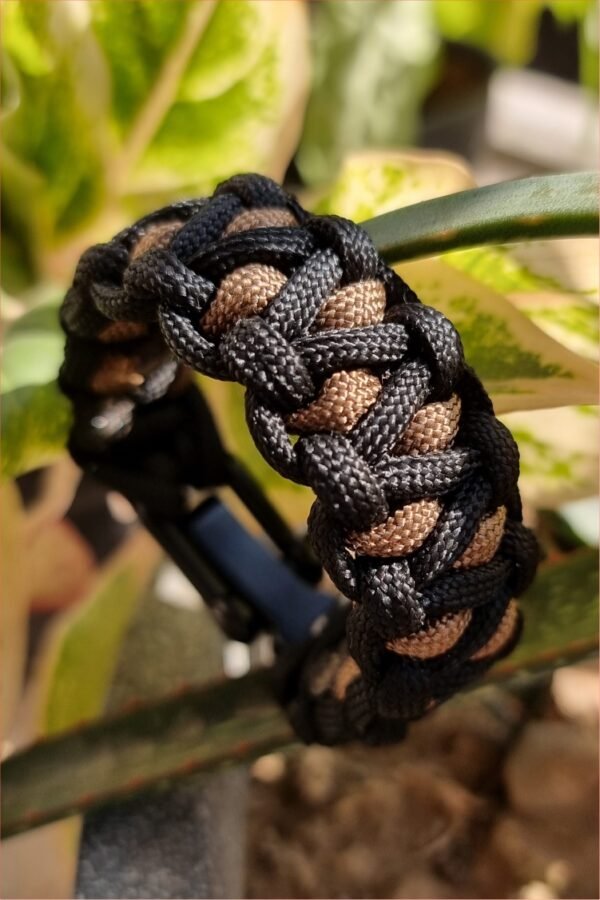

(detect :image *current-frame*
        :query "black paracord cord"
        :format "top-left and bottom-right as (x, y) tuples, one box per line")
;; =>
(59, 174), (540, 746)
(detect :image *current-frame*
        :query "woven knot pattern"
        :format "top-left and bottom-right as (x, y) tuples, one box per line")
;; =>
(60, 173), (539, 745)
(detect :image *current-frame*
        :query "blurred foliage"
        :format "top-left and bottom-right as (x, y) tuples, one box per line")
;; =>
(579, 0), (599, 91)
(0, 0), (310, 482)
(2, 302), (64, 392)
(447, 240), (599, 361)
(2, 668), (291, 839)
(295, 1), (441, 185)
(39, 533), (160, 736)
(493, 546), (599, 677)
(1, 483), (28, 739)
(297, 0), (598, 185)
(1, 0), (309, 292)
(434, 0), (597, 81)
(502, 406), (598, 508)
(399, 257), (597, 414)
(0, 518), (160, 897)
(1, 382), (72, 480)
(308, 149), (473, 219)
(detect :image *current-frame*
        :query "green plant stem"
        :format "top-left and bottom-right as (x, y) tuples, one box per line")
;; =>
(362, 172), (600, 263)
(2, 548), (597, 839)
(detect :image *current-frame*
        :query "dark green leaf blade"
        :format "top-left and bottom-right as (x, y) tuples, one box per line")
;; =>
(1, 671), (292, 839)
(2, 549), (597, 838)
(363, 172), (600, 263)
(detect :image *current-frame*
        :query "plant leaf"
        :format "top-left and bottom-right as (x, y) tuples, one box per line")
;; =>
(501, 405), (599, 507)
(451, 236), (599, 300)
(433, 1), (595, 69)
(579, 0), (599, 93)
(0, 463), (88, 900)
(1, 2), (110, 279)
(433, 0), (547, 66)
(295, 1), (441, 186)
(1, 331), (64, 394)
(444, 239), (599, 360)
(98, 0), (309, 205)
(397, 256), (599, 412)
(362, 172), (600, 262)
(1, 382), (72, 480)
(35, 530), (161, 736)
(308, 149), (475, 219)
(1, 529), (162, 897)
(0, 300), (69, 478)
(490, 547), (599, 679)
(1, 0), (310, 288)
(2, 669), (292, 838)
(0, 483), (29, 741)
(1, 299), (65, 395)
(2, 547), (597, 838)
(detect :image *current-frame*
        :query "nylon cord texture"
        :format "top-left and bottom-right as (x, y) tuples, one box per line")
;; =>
(59, 173), (540, 746)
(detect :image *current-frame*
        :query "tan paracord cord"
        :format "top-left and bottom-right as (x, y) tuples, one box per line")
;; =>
(59, 174), (540, 745)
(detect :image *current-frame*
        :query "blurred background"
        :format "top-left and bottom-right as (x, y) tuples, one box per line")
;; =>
(1, 2), (598, 898)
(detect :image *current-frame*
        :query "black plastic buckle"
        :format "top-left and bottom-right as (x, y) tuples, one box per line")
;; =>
(77, 383), (335, 644)
(142, 497), (336, 644)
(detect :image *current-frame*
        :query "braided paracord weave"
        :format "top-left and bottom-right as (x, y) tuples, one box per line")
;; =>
(59, 173), (539, 746)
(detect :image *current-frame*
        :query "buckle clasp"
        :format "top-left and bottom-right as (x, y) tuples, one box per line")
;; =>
(78, 384), (335, 643)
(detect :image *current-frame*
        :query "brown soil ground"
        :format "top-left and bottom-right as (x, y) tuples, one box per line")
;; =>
(246, 665), (598, 899)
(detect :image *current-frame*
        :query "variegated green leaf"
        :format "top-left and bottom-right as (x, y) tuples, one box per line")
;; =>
(97, 0), (309, 207)
(397, 257), (599, 413)
(1, 0), (310, 477)
(445, 238), (599, 360)
(309, 149), (475, 219)
(434, 0), (595, 67)
(501, 405), (598, 507)
(1, 0), (310, 290)
(455, 236), (599, 300)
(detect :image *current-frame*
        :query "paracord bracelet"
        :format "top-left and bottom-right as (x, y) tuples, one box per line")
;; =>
(59, 173), (539, 746)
